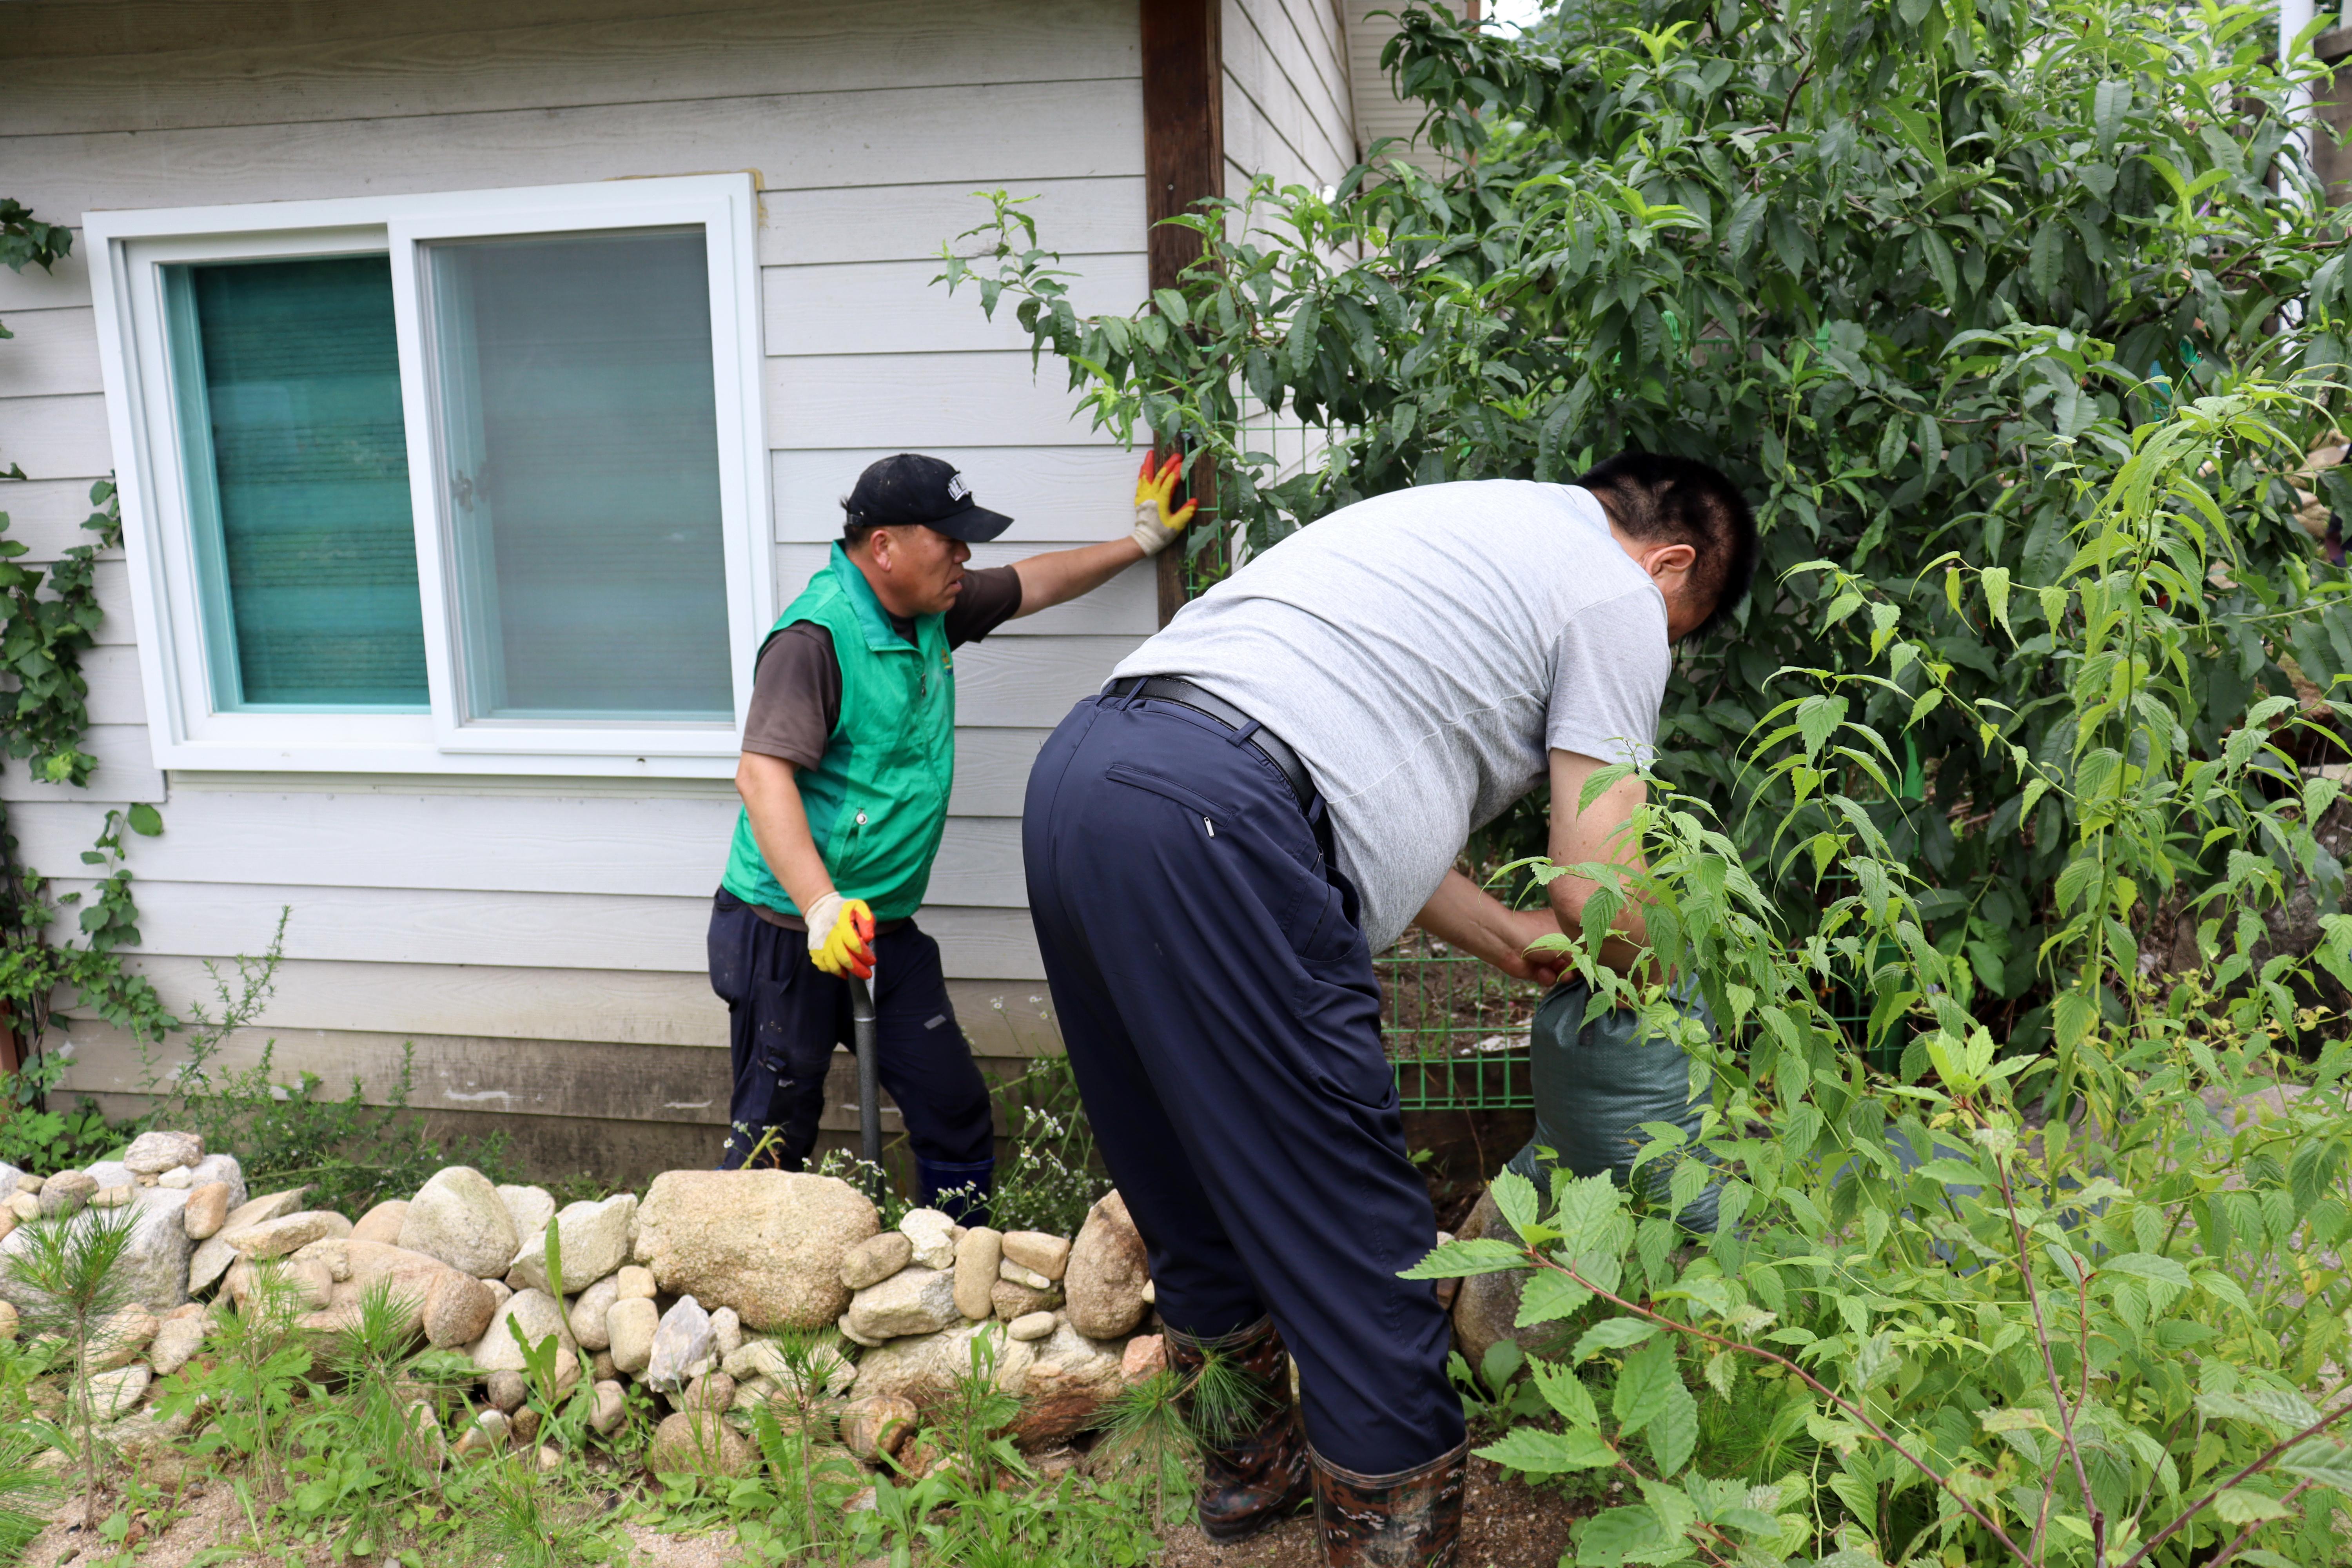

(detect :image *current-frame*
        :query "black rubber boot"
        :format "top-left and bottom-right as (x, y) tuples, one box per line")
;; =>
(1310, 1437), (1469, 1567)
(1165, 1315), (1313, 1541)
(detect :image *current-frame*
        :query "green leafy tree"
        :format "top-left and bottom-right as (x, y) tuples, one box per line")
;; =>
(946, 0), (2352, 1045)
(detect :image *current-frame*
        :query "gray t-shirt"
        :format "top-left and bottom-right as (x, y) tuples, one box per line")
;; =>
(1112, 480), (1670, 951)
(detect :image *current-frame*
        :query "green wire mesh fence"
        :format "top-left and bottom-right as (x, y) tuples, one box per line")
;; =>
(1378, 933), (1544, 1111)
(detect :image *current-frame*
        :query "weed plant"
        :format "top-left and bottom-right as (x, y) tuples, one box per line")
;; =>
(159, 1262), (312, 1504)
(140, 928), (516, 1213)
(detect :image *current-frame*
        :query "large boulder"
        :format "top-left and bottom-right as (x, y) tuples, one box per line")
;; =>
(351, 1201), (410, 1246)
(507, 1194), (635, 1294)
(846, 1266), (960, 1341)
(849, 1320), (1005, 1413)
(1063, 1191), (1150, 1339)
(4, 1186), (195, 1312)
(399, 1168), (520, 1278)
(633, 1170), (876, 1330)
(271, 1238), (499, 1350)
(1006, 1321), (1128, 1448)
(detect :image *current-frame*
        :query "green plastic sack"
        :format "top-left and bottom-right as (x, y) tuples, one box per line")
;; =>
(1503, 977), (1720, 1232)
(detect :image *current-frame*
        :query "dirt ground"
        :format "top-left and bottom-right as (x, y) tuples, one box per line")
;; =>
(25, 1455), (1581, 1567)
(1156, 1454), (1590, 1568)
(18, 1480), (743, 1568)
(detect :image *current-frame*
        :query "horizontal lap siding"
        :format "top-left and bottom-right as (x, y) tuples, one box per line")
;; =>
(0, 0), (1150, 1170)
(1223, 0), (1358, 200)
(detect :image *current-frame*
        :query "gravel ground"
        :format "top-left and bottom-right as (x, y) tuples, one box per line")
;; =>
(1156, 1453), (1591, 1568)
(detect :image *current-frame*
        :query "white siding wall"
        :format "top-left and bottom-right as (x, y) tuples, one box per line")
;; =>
(1224, 0), (1359, 201)
(1341, 0), (1475, 167)
(0, 0), (1151, 1174)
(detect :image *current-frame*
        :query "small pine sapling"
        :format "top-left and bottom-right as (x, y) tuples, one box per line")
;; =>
(7, 1203), (138, 1528)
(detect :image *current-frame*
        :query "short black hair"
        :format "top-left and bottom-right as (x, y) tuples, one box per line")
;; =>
(842, 508), (878, 551)
(1575, 451), (1758, 638)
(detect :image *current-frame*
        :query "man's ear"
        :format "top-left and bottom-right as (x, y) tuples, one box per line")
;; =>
(1641, 541), (1696, 583)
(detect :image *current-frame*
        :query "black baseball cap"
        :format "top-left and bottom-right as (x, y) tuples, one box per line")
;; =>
(843, 454), (1013, 543)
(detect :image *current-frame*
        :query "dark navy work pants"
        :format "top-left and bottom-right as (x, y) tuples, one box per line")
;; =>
(706, 891), (995, 1200)
(1022, 693), (1465, 1475)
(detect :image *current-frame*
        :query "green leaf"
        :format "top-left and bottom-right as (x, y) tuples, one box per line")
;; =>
(1982, 566), (2011, 635)
(2102, 1252), (2192, 1290)
(126, 803), (163, 837)
(1650, 1376), (1697, 1476)
(1517, 1268), (1595, 1327)
(1612, 1339), (1678, 1437)
(2279, 1442), (2352, 1493)
(1575, 1504), (1675, 1567)
(1399, 1238), (1530, 1279)
(1476, 1426), (1618, 1475)
(2093, 79), (2132, 154)
(1490, 1167), (1541, 1241)
(1575, 1317), (1661, 1361)
(2213, 1487), (2292, 1525)
(1912, 1158), (1984, 1185)
(2198, 1388), (2323, 1438)
(1532, 1356), (1601, 1427)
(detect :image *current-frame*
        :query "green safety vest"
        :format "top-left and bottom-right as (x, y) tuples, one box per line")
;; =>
(721, 543), (956, 921)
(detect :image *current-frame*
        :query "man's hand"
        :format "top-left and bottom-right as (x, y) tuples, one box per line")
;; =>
(805, 891), (877, 980)
(1411, 869), (1566, 988)
(1131, 452), (1198, 556)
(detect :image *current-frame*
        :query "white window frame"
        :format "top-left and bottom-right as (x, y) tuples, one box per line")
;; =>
(86, 175), (773, 777)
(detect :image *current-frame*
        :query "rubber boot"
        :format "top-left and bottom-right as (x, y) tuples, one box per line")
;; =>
(1310, 1437), (1468, 1567)
(1165, 1315), (1312, 1541)
(915, 1156), (993, 1227)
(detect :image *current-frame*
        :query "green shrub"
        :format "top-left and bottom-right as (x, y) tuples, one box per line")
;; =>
(1415, 384), (2352, 1564)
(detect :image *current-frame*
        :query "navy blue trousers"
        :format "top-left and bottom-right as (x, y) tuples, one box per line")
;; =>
(706, 891), (995, 1205)
(1023, 693), (1464, 1475)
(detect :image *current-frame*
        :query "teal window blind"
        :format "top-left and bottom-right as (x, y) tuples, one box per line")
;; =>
(427, 230), (732, 723)
(165, 254), (428, 710)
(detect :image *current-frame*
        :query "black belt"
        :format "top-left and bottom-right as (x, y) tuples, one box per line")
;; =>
(1103, 676), (1316, 814)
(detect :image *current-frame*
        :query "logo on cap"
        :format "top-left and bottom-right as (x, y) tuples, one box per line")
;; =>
(946, 472), (971, 502)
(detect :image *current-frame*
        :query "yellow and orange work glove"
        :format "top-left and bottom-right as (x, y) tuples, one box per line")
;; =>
(1132, 452), (1199, 556)
(804, 891), (877, 980)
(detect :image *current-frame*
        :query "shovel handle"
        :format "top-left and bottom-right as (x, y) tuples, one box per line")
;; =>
(848, 975), (882, 1184)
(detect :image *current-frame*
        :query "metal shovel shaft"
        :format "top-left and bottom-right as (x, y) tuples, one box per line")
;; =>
(848, 975), (881, 1178)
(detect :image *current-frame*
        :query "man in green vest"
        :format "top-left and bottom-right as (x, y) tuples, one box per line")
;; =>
(711, 451), (1195, 1215)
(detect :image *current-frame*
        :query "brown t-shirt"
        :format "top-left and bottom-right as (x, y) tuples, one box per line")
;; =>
(740, 563), (1023, 771)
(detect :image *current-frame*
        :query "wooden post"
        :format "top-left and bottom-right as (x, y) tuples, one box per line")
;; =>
(1140, 0), (1223, 626)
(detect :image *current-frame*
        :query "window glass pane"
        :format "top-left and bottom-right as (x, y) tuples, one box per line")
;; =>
(167, 255), (427, 710)
(428, 230), (732, 723)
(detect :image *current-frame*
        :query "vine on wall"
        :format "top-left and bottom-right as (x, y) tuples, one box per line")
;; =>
(1, 201), (173, 1167)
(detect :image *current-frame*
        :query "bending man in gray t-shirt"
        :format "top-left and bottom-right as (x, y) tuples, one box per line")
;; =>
(1020, 452), (1757, 1560)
